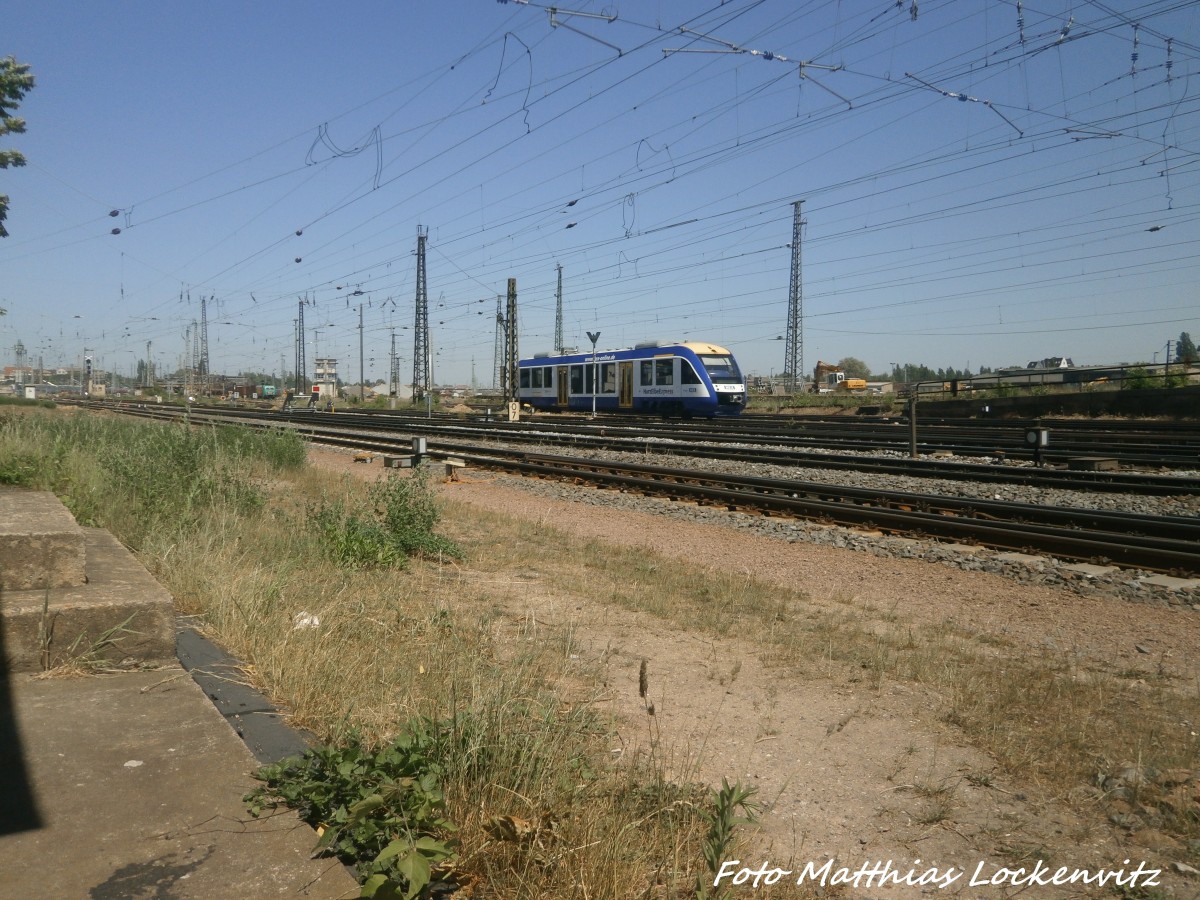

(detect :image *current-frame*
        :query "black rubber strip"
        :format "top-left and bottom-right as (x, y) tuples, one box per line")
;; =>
(176, 624), (314, 766)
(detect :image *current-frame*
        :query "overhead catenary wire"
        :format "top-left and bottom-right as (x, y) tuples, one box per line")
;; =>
(8, 0), (1198, 379)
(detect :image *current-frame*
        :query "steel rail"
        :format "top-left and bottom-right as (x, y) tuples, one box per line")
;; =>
(358, 407), (1200, 463)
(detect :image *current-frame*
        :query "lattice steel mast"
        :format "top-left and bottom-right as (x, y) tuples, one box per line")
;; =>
(554, 263), (564, 355)
(412, 226), (430, 403)
(389, 330), (400, 398)
(783, 200), (805, 393)
(190, 320), (200, 380)
(296, 299), (306, 394)
(502, 278), (518, 403)
(198, 294), (210, 379)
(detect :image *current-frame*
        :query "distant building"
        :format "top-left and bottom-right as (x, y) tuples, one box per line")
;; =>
(1027, 357), (1074, 369)
(314, 358), (338, 400)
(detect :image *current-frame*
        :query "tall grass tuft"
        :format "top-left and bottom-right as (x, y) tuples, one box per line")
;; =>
(0, 410), (304, 537)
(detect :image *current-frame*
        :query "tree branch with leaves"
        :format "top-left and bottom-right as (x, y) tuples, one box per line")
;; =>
(1, 56), (35, 238)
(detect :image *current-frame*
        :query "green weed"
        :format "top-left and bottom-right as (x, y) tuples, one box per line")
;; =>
(310, 468), (462, 570)
(246, 721), (458, 900)
(697, 778), (762, 900)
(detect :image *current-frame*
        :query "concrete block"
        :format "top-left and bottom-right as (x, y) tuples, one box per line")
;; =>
(994, 552), (1048, 568)
(1, 529), (176, 673)
(1067, 457), (1120, 472)
(0, 490), (86, 591)
(1062, 563), (1119, 578)
(1140, 574), (1200, 592)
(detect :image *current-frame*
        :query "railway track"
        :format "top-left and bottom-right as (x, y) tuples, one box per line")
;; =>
(98, 404), (1200, 576)
(147, 404), (1200, 496)
(282, 407), (1200, 469)
(432, 405), (1200, 467)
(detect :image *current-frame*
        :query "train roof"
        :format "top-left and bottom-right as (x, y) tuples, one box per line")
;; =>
(679, 341), (734, 355)
(520, 340), (734, 363)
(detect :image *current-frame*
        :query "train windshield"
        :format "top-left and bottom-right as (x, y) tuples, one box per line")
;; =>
(699, 354), (741, 384)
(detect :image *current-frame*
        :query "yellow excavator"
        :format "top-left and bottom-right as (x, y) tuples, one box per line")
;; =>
(810, 361), (868, 394)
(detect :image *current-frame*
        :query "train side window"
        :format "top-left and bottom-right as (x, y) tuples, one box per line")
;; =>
(531, 368), (543, 388)
(655, 359), (673, 385)
(681, 360), (702, 384)
(584, 363), (595, 394)
(640, 361), (654, 386)
(520, 369), (530, 389)
(601, 363), (617, 393)
(570, 365), (584, 394)
(544, 366), (553, 386)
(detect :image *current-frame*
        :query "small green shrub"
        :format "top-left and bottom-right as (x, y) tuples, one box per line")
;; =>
(310, 496), (410, 569)
(310, 468), (462, 570)
(1163, 366), (1190, 389)
(0, 449), (42, 485)
(1120, 366), (1188, 389)
(1123, 367), (1154, 390)
(245, 722), (458, 900)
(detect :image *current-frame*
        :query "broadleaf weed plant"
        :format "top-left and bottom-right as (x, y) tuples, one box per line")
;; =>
(245, 721), (458, 899)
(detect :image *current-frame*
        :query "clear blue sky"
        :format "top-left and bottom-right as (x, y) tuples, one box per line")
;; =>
(3, 0), (1198, 386)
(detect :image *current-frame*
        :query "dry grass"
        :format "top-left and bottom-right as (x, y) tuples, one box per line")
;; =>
(7, 409), (1198, 892)
(136, 467), (727, 897)
(431, 498), (1200, 850)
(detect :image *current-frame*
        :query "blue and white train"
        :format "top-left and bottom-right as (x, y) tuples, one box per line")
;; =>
(517, 340), (747, 417)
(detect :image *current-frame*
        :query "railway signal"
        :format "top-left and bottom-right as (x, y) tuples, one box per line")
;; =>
(587, 331), (601, 419)
(1025, 427), (1050, 467)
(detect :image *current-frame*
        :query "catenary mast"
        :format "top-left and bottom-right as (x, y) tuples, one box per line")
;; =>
(412, 226), (430, 403)
(783, 200), (805, 393)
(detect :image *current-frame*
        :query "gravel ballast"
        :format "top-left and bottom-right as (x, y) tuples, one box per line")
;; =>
(462, 438), (1200, 609)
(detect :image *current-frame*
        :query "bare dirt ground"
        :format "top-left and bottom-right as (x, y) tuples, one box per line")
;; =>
(308, 448), (1200, 898)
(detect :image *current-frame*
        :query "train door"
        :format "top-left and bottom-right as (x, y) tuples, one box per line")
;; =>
(618, 362), (634, 408)
(556, 366), (569, 407)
